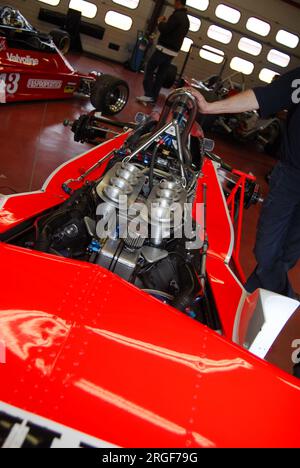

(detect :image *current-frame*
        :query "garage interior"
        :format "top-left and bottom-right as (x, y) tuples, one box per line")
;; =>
(1, 0), (300, 287)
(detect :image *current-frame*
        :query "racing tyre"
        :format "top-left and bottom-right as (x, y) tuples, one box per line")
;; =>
(163, 64), (177, 89)
(90, 75), (129, 115)
(50, 29), (71, 55)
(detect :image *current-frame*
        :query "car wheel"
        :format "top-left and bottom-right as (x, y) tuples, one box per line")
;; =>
(50, 30), (71, 55)
(90, 75), (129, 115)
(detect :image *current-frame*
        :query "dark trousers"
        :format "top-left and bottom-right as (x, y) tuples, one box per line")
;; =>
(246, 161), (300, 299)
(143, 49), (173, 101)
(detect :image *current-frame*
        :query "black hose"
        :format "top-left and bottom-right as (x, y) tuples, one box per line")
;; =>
(168, 252), (198, 312)
(35, 183), (95, 253)
(171, 264), (196, 312)
(172, 290), (196, 312)
(207, 152), (232, 172)
(126, 120), (157, 149)
(35, 226), (54, 252)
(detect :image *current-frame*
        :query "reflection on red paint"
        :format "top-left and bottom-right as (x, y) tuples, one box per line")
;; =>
(0, 310), (70, 373)
(89, 327), (253, 374)
(0, 340), (6, 363)
(74, 378), (215, 448)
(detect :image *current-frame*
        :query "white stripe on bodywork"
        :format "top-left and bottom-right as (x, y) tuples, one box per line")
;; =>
(0, 133), (129, 211)
(211, 161), (235, 264)
(210, 162), (246, 339)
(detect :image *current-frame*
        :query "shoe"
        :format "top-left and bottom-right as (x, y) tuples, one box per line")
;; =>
(136, 96), (155, 103)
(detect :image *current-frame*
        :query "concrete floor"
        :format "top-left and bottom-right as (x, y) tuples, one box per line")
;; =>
(0, 52), (299, 290)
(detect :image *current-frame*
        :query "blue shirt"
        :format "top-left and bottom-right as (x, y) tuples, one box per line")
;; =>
(254, 67), (300, 169)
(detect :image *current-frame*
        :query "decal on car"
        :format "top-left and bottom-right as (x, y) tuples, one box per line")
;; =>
(6, 52), (39, 66)
(27, 79), (63, 90)
(0, 76), (5, 103)
(64, 82), (77, 93)
(0, 402), (116, 449)
(0, 73), (20, 101)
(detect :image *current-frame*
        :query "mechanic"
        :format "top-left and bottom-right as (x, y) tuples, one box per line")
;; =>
(192, 68), (300, 299)
(137, 0), (189, 104)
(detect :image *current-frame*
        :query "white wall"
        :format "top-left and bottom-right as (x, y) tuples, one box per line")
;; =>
(169, 0), (300, 87)
(0, 0), (154, 63)
(1, 0), (300, 87)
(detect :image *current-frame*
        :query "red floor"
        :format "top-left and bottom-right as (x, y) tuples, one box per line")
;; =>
(0, 53), (299, 290)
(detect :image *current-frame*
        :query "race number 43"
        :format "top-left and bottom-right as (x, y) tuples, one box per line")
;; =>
(0, 73), (21, 101)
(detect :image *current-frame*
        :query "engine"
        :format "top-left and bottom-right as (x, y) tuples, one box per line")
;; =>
(93, 155), (204, 312)
(49, 159), (199, 312)
(4, 89), (260, 328)
(5, 90), (211, 324)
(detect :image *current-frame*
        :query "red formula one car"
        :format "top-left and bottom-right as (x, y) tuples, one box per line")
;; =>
(0, 89), (300, 448)
(0, 6), (129, 114)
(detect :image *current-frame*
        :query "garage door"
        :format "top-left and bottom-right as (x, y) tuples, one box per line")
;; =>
(69, 0), (153, 62)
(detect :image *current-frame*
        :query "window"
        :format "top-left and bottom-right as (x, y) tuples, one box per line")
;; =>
(200, 45), (224, 64)
(207, 25), (232, 44)
(276, 30), (299, 49)
(238, 37), (262, 56)
(69, 0), (97, 19)
(181, 37), (194, 53)
(230, 57), (254, 75)
(186, 0), (209, 11)
(105, 11), (133, 31)
(267, 49), (290, 68)
(215, 4), (241, 24)
(112, 0), (139, 9)
(38, 0), (60, 5)
(246, 17), (270, 37)
(188, 15), (201, 32)
(259, 68), (279, 83)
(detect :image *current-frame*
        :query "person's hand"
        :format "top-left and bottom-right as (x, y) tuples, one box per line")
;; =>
(158, 16), (167, 24)
(189, 88), (209, 114)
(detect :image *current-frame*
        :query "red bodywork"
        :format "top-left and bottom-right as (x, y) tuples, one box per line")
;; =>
(0, 36), (92, 104)
(0, 133), (300, 448)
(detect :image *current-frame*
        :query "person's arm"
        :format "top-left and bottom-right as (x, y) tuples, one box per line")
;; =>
(192, 67), (300, 117)
(158, 14), (178, 35)
(192, 89), (259, 115)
